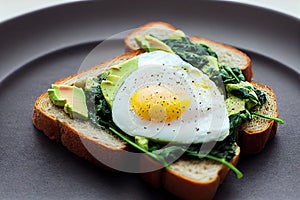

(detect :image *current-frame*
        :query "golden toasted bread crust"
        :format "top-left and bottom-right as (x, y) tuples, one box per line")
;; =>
(238, 82), (278, 154)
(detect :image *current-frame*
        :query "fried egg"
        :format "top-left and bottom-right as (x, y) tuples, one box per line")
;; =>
(112, 51), (229, 144)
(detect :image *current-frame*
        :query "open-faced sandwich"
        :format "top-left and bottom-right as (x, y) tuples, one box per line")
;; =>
(33, 22), (284, 200)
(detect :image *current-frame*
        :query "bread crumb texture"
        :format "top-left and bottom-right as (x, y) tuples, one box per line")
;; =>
(170, 159), (222, 182)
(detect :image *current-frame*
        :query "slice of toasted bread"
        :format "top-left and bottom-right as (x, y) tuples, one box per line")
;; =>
(33, 50), (241, 200)
(124, 21), (253, 81)
(239, 82), (279, 154)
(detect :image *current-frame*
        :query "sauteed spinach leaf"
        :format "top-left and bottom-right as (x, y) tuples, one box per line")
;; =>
(85, 74), (113, 127)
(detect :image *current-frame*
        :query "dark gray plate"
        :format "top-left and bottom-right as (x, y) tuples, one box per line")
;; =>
(1, 1), (299, 199)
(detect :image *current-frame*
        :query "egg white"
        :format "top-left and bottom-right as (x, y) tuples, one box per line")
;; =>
(112, 51), (229, 144)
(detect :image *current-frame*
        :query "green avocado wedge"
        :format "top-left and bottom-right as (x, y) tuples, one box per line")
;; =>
(135, 35), (174, 53)
(48, 85), (66, 107)
(48, 84), (88, 120)
(100, 56), (138, 107)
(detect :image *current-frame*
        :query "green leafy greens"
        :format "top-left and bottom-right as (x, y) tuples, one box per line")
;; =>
(85, 74), (113, 127)
(162, 37), (217, 68)
(162, 37), (222, 85)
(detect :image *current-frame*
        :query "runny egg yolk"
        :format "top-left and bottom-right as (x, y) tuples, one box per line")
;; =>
(130, 85), (191, 123)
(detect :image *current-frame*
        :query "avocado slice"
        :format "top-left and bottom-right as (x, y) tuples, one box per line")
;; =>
(135, 35), (174, 53)
(168, 30), (186, 40)
(225, 94), (246, 116)
(135, 30), (185, 52)
(48, 84), (88, 120)
(48, 85), (67, 107)
(100, 56), (139, 107)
